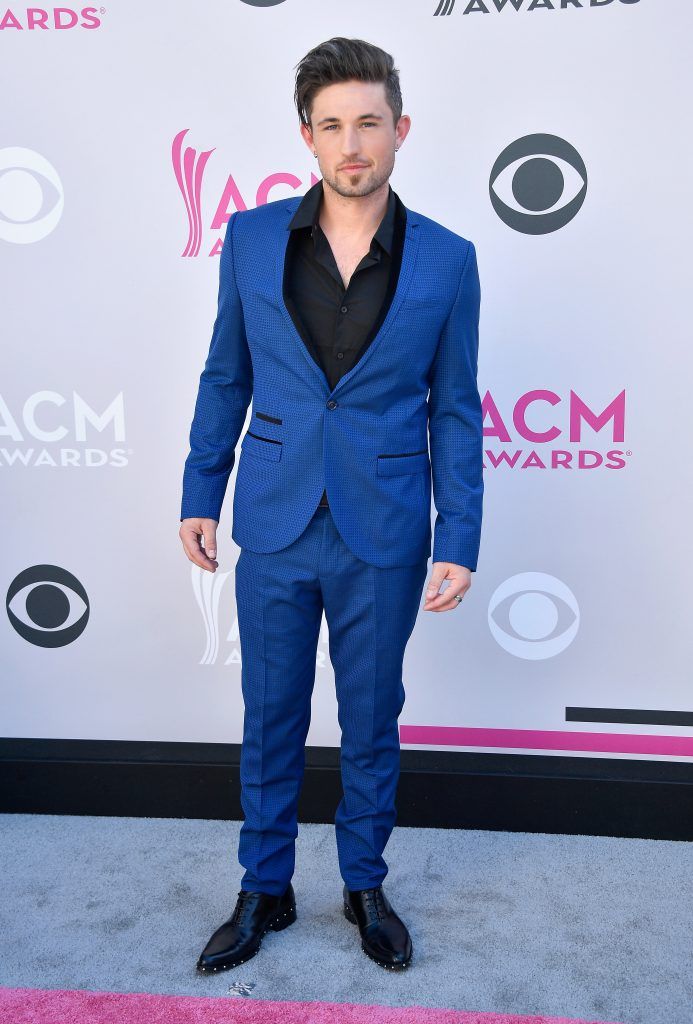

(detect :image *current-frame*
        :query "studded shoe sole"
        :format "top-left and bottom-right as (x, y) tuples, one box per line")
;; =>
(343, 901), (412, 970)
(196, 903), (297, 973)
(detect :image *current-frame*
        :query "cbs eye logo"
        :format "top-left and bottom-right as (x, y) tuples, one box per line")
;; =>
(7, 565), (89, 648)
(489, 133), (587, 234)
(0, 147), (64, 244)
(488, 572), (579, 660)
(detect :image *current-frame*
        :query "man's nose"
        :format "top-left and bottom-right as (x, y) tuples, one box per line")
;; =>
(341, 128), (362, 155)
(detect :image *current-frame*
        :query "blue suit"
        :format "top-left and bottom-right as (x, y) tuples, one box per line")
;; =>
(181, 188), (483, 893)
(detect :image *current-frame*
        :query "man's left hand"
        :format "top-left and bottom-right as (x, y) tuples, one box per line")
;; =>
(423, 562), (472, 612)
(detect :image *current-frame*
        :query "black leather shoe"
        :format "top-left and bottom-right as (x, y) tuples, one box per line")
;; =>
(196, 883), (296, 973)
(343, 883), (412, 970)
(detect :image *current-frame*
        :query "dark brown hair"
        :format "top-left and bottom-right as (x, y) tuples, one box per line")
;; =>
(293, 37), (402, 130)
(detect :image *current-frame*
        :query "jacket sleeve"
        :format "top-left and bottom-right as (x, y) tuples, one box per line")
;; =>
(180, 211), (253, 522)
(427, 239), (483, 571)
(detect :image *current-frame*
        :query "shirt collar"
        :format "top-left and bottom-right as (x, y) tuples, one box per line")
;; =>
(287, 178), (398, 257)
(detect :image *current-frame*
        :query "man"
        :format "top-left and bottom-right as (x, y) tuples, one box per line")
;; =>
(179, 36), (483, 972)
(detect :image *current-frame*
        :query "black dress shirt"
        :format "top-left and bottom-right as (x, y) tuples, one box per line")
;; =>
(283, 178), (407, 507)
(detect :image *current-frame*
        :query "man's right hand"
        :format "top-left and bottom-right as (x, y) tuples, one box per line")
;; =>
(179, 517), (219, 573)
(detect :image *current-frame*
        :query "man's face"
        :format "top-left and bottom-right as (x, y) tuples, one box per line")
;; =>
(301, 79), (409, 200)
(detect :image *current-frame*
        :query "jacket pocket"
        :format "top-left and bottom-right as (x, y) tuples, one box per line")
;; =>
(401, 296), (440, 308)
(255, 410), (282, 424)
(376, 450), (428, 476)
(241, 431), (283, 462)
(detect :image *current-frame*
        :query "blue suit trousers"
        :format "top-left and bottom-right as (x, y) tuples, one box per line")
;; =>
(234, 503), (429, 895)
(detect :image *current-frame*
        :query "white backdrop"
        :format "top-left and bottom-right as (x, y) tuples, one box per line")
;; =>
(2, 0), (692, 763)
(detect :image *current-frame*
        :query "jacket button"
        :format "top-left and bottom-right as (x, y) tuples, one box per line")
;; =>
(326, 399), (338, 410)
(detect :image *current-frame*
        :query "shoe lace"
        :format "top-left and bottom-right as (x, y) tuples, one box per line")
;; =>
(363, 887), (387, 922)
(230, 890), (254, 926)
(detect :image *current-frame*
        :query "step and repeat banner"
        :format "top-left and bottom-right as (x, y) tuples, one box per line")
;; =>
(2, 1), (691, 764)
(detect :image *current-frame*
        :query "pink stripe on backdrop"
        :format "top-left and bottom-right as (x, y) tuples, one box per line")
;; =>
(399, 725), (693, 757)
(0, 987), (627, 1024)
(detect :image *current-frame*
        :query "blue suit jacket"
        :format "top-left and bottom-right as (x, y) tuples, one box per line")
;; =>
(181, 190), (483, 571)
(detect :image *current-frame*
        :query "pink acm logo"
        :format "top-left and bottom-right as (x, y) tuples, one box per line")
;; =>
(0, 7), (102, 28)
(483, 389), (629, 470)
(172, 128), (319, 258)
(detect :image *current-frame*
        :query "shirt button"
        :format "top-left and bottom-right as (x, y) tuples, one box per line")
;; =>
(326, 399), (338, 410)
(337, 352), (344, 359)
(340, 305), (348, 313)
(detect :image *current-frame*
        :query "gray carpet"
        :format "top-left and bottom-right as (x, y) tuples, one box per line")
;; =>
(0, 813), (691, 1023)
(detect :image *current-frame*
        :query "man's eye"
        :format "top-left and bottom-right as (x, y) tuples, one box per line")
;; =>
(322, 123), (377, 130)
